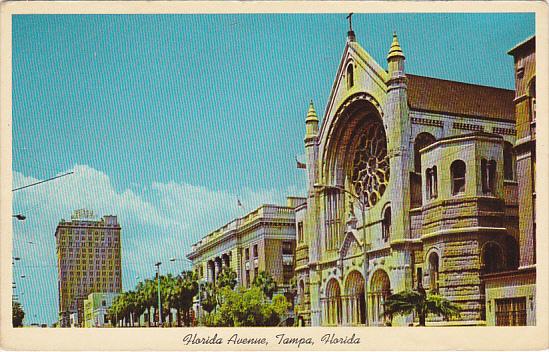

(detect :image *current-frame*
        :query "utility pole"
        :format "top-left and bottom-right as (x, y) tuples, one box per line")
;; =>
(155, 262), (162, 326)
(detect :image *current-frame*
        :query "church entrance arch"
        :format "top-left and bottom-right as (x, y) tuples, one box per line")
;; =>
(323, 279), (342, 326)
(344, 271), (366, 325)
(369, 269), (391, 326)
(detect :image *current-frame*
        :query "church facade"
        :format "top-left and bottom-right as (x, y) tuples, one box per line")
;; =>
(294, 28), (535, 327)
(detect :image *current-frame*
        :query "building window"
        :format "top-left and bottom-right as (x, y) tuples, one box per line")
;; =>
(529, 78), (536, 122)
(253, 244), (258, 258)
(482, 159), (497, 194)
(503, 142), (516, 181)
(482, 242), (504, 274)
(451, 160), (466, 195)
(381, 207), (391, 242)
(428, 252), (439, 293)
(495, 297), (527, 326)
(426, 166), (438, 199)
(245, 248), (250, 261)
(346, 63), (354, 89)
(325, 188), (342, 250)
(254, 267), (258, 278)
(299, 280), (305, 305)
(297, 222), (304, 243)
(282, 241), (292, 255)
(414, 133), (436, 173)
(416, 267), (423, 289)
(245, 270), (250, 288)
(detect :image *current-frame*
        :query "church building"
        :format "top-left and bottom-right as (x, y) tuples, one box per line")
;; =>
(294, 24), (535, 326)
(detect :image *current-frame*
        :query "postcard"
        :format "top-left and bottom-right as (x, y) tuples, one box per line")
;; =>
(1, 1), (547, 350)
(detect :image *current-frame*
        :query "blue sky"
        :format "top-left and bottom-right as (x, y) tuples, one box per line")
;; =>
(12, 13), (534, 325)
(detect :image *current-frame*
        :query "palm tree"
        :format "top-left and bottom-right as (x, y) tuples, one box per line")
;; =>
(176, 271), (199, 326)
(252, 271), (278, 299)
(137, 279), (156, 327)
(383, 286), (460, 326)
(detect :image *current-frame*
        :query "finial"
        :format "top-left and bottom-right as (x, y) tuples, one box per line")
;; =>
(306, 100), (319, 122)
(387, 31), (405, 60)
(346, 13), (356, 42)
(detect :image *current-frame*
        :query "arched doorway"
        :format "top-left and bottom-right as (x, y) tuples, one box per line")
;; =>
(344, 271), (366, 325)
(369, 270), (391, 326)
(323, 279), (342, 326)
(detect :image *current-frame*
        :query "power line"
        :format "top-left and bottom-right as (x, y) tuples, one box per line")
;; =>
(12, 171), (74, 192)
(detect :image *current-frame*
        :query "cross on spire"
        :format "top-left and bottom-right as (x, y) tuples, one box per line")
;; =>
(346, 12), (354, 31)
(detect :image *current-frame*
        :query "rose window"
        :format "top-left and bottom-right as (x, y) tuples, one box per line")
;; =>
(351, 120), (390, 208)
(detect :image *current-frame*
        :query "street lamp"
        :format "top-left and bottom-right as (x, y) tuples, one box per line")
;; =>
(170, 257), (203, 322)
(154, 262), (162, 326)
(313, 183), (370, 326)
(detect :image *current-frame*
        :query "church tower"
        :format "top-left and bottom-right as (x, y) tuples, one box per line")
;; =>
(385, 33), (411, 244)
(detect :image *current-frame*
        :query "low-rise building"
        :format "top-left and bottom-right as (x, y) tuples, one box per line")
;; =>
(187, 197), (306, 299)
(83, 292), (119, 328)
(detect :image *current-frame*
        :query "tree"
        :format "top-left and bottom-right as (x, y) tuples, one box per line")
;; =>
(12, 301), (25, 327)
(383, 288), (460, 326)
(136, 279), (156, 327)
(216, 267), (237, 290)
(202, 286), (290, 327)
(201, 281), (217, 314)
(171, 271), (198, 327)
(252, 271), (278, 299)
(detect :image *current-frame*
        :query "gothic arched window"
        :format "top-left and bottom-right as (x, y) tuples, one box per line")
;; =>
(503, 142), (515, 181)
(451, 160), (466, 195)
(382, 206), (391, 242)
(482, 159), (497, 194)
(414, 133), (436, 173)
(426, 166), (438, 199)
(428, 252), (439, 293)
(347, 63), (354, 89)
(351, 119), (389, 208)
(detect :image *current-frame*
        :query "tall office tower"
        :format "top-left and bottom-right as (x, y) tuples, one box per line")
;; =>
(55, 209), (122, 327)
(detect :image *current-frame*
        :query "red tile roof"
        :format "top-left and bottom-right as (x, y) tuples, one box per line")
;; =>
(407, 74), (515, 121)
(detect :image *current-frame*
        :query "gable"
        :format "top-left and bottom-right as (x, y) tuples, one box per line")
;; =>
(340, 231), (363, 259)
(320, 41), (389, 138)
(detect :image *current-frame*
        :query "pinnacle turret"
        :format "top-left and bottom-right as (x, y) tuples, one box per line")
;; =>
(306, 100), (319, 123)
(305, 100), (319, 139)
(387, 32), (405, 60)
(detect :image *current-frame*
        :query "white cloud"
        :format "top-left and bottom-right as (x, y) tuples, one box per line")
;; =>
(12, 164), (300, 324)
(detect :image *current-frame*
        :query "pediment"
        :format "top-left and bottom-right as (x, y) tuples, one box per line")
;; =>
(339, 230), (363, 259)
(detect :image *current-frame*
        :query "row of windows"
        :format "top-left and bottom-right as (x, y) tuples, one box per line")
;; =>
(59, 238), (119, 245)
(244, 244), (259, 260)
(414, 133), (516, 181)
(424, 159), (500, 198)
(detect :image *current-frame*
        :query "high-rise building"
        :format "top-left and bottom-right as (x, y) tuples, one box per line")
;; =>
(55, 209), (122, 327)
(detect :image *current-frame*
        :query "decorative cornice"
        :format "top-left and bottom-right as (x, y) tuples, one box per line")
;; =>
(492, 127), (516, 136)
(411, 117), (443, 127)
(453, 122), (484, 132)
